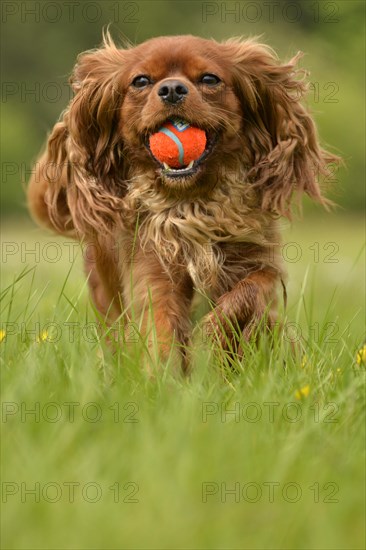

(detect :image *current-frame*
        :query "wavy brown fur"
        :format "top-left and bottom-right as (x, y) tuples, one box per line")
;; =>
(28, 34), (340, 369)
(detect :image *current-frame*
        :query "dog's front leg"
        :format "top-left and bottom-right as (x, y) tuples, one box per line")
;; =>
(122, 249), (194, 372)
(204, 269), (280, 350)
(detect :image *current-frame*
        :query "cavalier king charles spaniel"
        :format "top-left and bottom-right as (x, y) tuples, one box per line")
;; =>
(28, 34), (338, 370)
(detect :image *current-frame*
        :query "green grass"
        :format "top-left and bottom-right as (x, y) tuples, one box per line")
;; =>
(1, 214), (365, 550)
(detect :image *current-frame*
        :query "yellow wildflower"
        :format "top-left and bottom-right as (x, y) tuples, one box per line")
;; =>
(356, 345), (366, 365)
(36, 330), (49, 343)
(295, 385), (310, 399)
(0, 329), (6, 343)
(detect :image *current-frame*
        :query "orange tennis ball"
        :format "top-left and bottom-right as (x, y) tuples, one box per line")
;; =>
(149, 119), (206, 168)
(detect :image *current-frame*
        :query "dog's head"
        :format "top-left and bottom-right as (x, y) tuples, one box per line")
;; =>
(46, 33), (338, 235)
(117, 36), (243, 192)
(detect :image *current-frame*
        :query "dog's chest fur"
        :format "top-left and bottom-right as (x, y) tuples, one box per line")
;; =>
(123, 173), (283, 293)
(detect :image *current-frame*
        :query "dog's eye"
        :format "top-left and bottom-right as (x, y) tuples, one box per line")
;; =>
(199, 73), (221, 86)
(132, 75), (151, 89)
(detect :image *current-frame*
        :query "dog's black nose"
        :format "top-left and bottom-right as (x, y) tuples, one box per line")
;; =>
(158, 80), (188, 104)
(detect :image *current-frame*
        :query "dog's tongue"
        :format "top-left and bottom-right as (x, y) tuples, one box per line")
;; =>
(149, 119), (206, 168)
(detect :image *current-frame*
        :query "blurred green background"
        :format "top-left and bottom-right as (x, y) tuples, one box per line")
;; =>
(1, 4), (365, 549)
(1, 0), (365, 217)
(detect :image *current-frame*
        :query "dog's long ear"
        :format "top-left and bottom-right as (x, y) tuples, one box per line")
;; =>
(222, 39), (340, 216)
(45, 33), (130, 237)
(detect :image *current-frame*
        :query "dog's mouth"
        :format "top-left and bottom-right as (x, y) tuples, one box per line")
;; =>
(144, 119), (218, 179)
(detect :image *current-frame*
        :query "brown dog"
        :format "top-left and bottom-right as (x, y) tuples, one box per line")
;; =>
(28, 34), (338, 369)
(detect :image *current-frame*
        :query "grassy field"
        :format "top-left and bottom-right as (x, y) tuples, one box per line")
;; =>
(1, 213), (365, 550)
